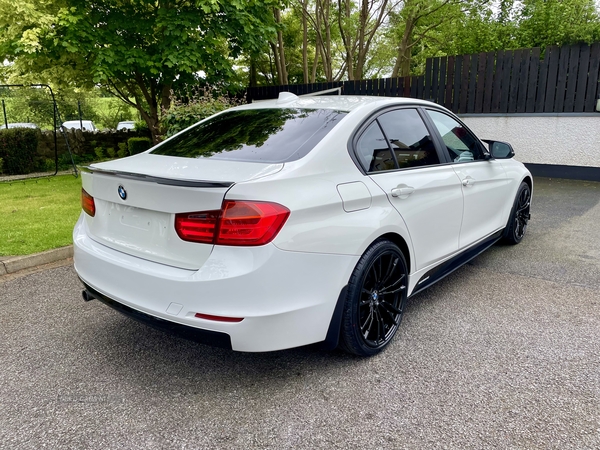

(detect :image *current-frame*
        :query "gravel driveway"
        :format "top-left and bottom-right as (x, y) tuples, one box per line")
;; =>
(1, 177), (599, 449)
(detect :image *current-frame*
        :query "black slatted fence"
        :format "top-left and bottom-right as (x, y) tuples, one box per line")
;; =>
(246, 43), (600, 114)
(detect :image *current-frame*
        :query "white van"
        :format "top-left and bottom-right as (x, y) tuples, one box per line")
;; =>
(62, 120), (98, 131)
(116, 121), (135, 131)
(0, 122), (39, 129)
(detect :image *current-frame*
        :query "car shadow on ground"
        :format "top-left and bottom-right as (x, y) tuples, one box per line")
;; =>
(70, 262), (485, 395)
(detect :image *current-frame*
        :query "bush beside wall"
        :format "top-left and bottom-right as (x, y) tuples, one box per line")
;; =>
(0, 128), (40, 175)
(128, 137), (152, 155)
(37, 128), (151, 159)
(0, 128), (153, 175)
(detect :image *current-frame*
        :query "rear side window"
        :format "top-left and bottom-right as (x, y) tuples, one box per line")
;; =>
(151, 108), (347, 163)
(356, 122), (395, 172)
(355, 108), (439, 173)
(377, 109), (439, 169)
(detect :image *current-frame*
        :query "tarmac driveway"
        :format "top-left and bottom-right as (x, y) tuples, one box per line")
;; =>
(0, 177), (599, 449)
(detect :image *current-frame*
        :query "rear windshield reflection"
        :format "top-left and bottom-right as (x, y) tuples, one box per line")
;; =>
(150, 108), (347, 163)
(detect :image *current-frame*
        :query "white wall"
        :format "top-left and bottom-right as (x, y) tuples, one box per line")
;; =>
(461, 115), (600, 167)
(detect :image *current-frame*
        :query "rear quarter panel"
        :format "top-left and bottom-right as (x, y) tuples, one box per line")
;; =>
(224, 119), (414, 262)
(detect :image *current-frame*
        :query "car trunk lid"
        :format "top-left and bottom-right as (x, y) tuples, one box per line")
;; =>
(81, 154), (283, 270)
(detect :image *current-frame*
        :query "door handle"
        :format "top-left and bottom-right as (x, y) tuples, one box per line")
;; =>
(391, 186), (415, 197)
(462, 177), (475, 187)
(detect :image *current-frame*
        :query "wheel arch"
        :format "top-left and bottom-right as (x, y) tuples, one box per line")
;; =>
(376, 232), (412, 275)
(522, 175), (533, 193)
(322, 231), (413, 352)
(502, 177), (531, 244)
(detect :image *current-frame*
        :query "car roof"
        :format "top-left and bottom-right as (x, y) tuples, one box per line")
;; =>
(63, 120), (94, 124)
(237, 94), (444, 113)
(1, 122), (38, 128)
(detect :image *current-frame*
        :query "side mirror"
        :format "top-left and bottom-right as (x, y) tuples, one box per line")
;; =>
(482, 140), (515, 159)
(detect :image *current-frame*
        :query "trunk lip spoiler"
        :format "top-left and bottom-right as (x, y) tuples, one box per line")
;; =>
(80, 166), (234, 188)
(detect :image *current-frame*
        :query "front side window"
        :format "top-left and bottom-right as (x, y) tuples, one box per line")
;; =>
(151, 108), (347, 163)
(427, 110), (484, 163)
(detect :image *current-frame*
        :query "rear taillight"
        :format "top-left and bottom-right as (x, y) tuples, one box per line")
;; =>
(174, 210), (219, 245)
(217, 201), (290, 246)
(81, 188), (95, 217)
(175, 200), (290, 246)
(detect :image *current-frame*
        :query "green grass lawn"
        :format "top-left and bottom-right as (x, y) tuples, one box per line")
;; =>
(0, 175), (82, 256)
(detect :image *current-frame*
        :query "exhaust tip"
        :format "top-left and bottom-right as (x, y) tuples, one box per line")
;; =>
(82, 290), (95, 302)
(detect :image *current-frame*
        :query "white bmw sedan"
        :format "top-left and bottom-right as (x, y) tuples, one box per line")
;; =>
(74, 94), (532, 356)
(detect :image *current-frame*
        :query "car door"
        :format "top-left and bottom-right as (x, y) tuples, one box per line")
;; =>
(425, 109), (511, 249)
(355, 107), (464, 271)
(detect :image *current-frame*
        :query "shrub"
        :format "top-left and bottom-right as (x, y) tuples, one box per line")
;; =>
(56, 152), (94, 170)
(134, 120), (149, 132)
(117, 142), (129, 158)
(43, 158), (56, 172)
(58, 153), (75, 170)
(128, 137), (152, 155)
(34, 157), (48, 172)
(94, 147), (105, 159)
(0, 157), (3, 174)
(94, 97), (135, 130)
(106, 147), (116, 158)
(0, 128), (39, 175)
(160, 88), (240, 138)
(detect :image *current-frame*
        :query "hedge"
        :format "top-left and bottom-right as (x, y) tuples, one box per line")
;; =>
(128, 137), (152, 155)
(0, 128), (40, 175)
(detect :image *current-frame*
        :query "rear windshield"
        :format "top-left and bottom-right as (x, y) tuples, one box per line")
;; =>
(150, 108), (347, 163)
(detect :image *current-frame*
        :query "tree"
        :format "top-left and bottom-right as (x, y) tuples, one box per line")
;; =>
(338, 0), (395, 80)
(271, 7), (289, 85)
(516, 0), (600, 48)
(0, 0), (282, 142)
(437, 2), (515, 57)
(433, 0), (600, 58)
(243, 5), (322, 86)
(390, 0), (481, 78)
(296, 0), (344, 82)
(4, 0), (600, 104)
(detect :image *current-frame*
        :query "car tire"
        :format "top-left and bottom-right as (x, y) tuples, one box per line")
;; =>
(339, 239), (408, 356)
(502, 181), (531, 245)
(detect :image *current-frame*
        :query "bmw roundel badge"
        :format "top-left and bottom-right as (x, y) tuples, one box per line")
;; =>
(118, 185), (127, 200)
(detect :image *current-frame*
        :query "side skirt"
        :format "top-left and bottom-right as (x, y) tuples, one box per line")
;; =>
(409, 230), (503, 298)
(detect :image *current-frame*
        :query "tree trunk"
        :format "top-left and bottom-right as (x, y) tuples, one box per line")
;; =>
(338, 0), (389, 80)
(313, 0), (323, 82)
(267, 48), (276, 84)
(338, 0), (354, 80)
(249, 54), (258, 87)
(269, 41), (283, 84)
(135, 106), (160, 144)
(354, 0), (368, 80)
(392, 19), (415, 78)
(274, 8), (288, 85)
(391, 0), (456, 78)
(323, 0), (333, 81)
(131, 74), (165, 144)
(302, 0), (309, 84)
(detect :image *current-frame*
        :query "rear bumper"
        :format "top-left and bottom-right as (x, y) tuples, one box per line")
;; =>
(73, 214), (358, 352)
(82, 282), (233, 349)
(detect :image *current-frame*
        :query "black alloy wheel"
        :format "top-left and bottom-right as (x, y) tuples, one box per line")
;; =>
(340, 240), (408, 356)
(503, 182), (531, 245)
